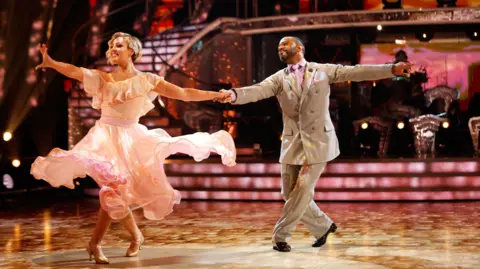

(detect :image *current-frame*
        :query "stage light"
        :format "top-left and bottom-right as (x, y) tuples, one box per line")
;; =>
(356, 122), (381, 157)
(12, 159), (21, 168)
(442, 121), (449, 129)
(390, 119), (414, 157)
(3, 132), (12, 141)
(466, 30), (480, 41)
(377, 25), (382, 31)
(30, 97), (38, 107)
(395, 39), (406, 45)
(416, 31), (434, 42)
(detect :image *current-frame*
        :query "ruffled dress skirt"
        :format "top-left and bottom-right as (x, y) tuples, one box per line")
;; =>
(31, 116), (236, 220)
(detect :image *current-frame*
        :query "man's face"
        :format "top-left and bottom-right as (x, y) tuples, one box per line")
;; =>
(278, 37), (300, 63)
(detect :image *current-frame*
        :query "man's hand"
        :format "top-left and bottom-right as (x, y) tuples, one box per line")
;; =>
(392, 62), (412, 77)
(214, 89), (234, 103)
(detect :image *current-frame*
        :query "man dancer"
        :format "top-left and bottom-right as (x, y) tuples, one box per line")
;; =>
(218, 36), (411, 252)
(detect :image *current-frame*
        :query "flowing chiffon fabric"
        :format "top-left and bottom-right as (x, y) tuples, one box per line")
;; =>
(31, 68), (236, 220)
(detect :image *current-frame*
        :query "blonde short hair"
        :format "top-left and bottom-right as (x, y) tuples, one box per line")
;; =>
(106, 32), (142, 64)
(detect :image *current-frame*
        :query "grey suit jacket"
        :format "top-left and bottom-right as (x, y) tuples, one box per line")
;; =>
(233, 62), (394, 165)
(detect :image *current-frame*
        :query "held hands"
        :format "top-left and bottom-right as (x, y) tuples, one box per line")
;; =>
(213, 89), (234, 103)
(392, 62), (412, 77)
(35, 44), (53, 71)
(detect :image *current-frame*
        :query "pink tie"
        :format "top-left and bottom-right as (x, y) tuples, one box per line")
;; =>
(291, 64), (304, 90)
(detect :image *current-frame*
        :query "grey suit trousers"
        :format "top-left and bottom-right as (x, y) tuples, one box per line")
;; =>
(272, 163), (333, 244)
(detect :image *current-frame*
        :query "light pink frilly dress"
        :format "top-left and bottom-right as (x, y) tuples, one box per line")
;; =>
(31, 68), (236, 220)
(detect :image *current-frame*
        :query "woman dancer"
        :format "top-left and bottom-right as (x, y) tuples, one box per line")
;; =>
(31, 32), (235, 264)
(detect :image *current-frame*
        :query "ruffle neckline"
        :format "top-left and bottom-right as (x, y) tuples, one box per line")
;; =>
(91, 74), (156, 116)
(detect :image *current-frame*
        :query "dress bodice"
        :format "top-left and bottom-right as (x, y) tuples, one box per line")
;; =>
(81, 68), (162, 120)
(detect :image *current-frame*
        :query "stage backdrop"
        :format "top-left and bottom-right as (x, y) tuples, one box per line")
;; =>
(359, 42), (480, 110)
(364, 0), (480, 9)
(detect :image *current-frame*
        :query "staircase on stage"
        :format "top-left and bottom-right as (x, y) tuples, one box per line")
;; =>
(157, 157), (480, 201)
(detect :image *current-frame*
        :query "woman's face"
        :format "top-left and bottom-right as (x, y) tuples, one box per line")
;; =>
(109, 37), (132, 65)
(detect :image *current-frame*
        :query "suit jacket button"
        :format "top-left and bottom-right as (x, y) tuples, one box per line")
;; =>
(312, 126), (316, 130)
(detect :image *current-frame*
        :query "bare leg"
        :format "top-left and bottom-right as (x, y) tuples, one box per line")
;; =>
(86, 208), (111, 264)
(120, 210), (144, 257)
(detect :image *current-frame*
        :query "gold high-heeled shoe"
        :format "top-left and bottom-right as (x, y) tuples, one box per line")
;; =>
(126, 235), (144, 257)
(86, 241), (110, 264)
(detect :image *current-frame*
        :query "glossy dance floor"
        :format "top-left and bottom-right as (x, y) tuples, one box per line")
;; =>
(1, 198), (480, 268)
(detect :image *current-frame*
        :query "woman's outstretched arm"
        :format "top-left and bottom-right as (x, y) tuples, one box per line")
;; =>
(152, 77), (227, 102)
(35, 44), (84, 82)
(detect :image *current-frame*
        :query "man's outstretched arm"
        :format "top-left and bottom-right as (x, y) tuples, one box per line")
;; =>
(217, 72), (282, 104)
(323, 62), (411, 84)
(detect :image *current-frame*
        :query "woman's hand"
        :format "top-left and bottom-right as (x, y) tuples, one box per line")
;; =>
(213, 90), (233, 103)
(35, 44), (53, 71)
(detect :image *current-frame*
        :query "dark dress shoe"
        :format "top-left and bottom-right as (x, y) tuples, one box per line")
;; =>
(312, 223), (337, 247)
(273, 242), (291, 252)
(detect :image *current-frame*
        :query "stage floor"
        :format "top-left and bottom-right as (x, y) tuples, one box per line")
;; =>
(1, 198), (480, 268)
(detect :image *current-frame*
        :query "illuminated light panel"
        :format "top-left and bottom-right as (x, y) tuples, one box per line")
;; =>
(168, 176), (480, 190)
(179, 191), (480, 201)
(165, 161), (479, 175)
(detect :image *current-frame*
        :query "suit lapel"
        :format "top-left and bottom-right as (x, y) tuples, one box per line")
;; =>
(300, 63), (316, 109)
(284, 69), (301, 98)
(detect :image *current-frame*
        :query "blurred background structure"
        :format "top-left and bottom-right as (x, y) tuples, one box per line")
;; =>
(2, 2), (480, 268)
(1, 0), (480, 203)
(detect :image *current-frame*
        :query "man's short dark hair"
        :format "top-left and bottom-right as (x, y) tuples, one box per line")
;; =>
(395, 50), (408, 59)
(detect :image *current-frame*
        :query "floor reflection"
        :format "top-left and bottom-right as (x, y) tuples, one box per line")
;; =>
(1, 198), (480, 268)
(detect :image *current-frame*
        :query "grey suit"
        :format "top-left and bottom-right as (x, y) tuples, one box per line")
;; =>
(233, 62), (394, 243)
